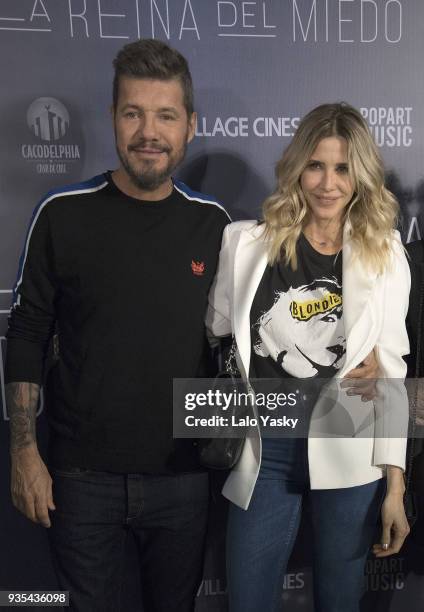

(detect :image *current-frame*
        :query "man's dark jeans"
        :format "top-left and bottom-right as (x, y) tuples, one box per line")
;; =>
(48, 468), (209, 612)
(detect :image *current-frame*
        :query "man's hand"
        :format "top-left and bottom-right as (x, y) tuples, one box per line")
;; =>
(341, 348), (379, 402)
(407, 379), (424, 426)
(417, 393), (424, 426)
(11, 443), (55, 528)
(7, 381), (55, 527)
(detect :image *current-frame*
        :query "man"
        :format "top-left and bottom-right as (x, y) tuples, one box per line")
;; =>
(405, 240), (424, 540)
(6, 39), (229, 612)
(406, 239), (424, 381)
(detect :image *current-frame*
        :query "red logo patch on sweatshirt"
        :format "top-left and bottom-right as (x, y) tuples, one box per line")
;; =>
(191, 260), (205, 276)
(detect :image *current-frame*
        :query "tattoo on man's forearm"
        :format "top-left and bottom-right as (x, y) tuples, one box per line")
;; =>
(6, 383), (40, 452)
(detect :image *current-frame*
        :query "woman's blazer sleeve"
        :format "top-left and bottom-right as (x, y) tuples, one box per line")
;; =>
(206, 224), (233, 339)
(373, 234), (411, 469)
(376, 235), (410, 379)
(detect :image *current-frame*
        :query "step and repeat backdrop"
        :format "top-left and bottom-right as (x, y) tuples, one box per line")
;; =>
(1, 1), (424, 610)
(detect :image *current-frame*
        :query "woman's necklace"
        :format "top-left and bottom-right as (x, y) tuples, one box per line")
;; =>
(307, 235), (329, 248)
(304, 231), (342, 250)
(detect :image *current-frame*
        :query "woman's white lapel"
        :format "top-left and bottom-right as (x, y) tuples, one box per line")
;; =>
(233, 223), (268, 378)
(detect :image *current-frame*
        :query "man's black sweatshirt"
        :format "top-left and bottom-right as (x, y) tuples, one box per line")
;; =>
(6, 172), (229, 473)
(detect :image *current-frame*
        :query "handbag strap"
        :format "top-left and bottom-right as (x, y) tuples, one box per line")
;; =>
(225, 336), (239, 378)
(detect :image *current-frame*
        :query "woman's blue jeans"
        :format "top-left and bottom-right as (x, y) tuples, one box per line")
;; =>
(226, 437), (386, 612)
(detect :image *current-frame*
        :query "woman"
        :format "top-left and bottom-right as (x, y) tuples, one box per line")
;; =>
(206, 103), (410, 612)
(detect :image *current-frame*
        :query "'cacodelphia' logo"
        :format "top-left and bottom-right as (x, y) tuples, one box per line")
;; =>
(21, 97), (81, 175)
(27, 97), (70, 141)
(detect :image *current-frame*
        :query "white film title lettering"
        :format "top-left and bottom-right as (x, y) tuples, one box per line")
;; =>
(151, 0), (170, 38)
(385, 0), (402, 43)
(97, 0), (129, 39)
(292, 0), (403, 43)
(151, 0), (200, 40)
(217, 1), (237, 27)
(361, 0), (377, 42)
(243, 2), (255, 27)
(292, 0), (317, 41)
(31, 0), (51, 22)
(2, 0), (402, 42)
(339, 0), (354, 43)
(217, 1), (276, 36)
(67, 0), (200, 40)
(68, 0), (89, 37)
(179, 0), (199, 40)
(0, 0), (52, 32)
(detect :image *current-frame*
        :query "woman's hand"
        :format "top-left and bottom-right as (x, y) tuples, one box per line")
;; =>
(372, 466), (410, 557)
(341, 348), (379, 402)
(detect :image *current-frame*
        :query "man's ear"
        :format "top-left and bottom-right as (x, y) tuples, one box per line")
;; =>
(187, 111), (197, 143)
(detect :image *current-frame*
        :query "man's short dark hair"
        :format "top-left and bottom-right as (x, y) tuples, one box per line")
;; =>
(112, 39), (194, 116)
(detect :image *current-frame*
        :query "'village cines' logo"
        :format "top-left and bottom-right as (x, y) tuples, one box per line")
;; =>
(21, 97), (81, 175)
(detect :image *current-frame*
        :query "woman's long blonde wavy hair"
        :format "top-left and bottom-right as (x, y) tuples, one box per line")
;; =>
(262, 102), (399, 273)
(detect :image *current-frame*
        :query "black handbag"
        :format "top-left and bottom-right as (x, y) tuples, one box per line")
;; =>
(404, 384), (418, 528)
(198, 338), (248, 470)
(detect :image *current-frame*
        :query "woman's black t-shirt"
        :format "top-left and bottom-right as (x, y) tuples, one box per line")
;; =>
(250, 233), (346, 380)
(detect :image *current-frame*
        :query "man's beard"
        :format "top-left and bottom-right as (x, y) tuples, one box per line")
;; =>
(116, 139), (188, 192)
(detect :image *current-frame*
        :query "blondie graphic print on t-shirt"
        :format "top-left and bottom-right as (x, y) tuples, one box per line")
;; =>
(250, 235), (346, 379)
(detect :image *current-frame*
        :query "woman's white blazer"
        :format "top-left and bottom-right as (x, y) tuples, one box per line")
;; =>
(206, 221), (411, 510)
